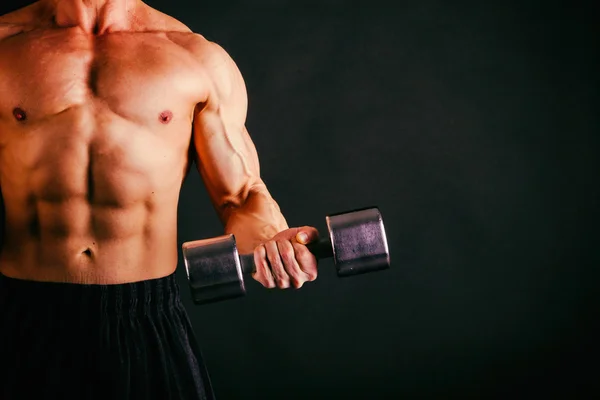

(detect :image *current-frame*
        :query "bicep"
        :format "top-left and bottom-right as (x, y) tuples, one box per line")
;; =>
(192, 43), (261, 210)
(193, 115), (261, 208)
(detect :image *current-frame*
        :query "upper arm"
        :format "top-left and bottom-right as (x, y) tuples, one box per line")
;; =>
(191, 40), (262, 212)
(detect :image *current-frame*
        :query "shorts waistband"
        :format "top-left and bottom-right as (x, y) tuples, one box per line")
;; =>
(0, 272), (184, 316)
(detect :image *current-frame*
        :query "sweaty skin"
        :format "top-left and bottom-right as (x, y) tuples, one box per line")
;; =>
(0, 0), (318, 287)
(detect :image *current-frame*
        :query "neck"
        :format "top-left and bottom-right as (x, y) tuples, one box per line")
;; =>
(49, 0), (139, 34)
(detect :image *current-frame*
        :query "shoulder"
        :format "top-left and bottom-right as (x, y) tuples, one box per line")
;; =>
(133, 5), (230, 69)
(169, 31), (242, 83)
(179, 34), (233, 66)
(175, 33), (241, 81)
(168, 33), (247, 112)
(186, 35), (245, 100)
(138, 4), (245, 98)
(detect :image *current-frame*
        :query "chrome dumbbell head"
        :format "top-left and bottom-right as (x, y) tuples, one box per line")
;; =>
(327, 207), (390, 277)
(182, 206), (390, 305)
(182, 234), (246, 305)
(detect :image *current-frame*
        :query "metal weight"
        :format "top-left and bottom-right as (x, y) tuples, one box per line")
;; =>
(183, 206), (390, 305)
(182, 234), (246, 305)
(327, 207), (390, 277)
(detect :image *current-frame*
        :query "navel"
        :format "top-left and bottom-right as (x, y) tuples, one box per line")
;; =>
(159, 110), (173, 124)
(12, 107), (27, 122)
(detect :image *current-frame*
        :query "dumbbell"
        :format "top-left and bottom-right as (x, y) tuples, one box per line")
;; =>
(182, 206), (390, 305)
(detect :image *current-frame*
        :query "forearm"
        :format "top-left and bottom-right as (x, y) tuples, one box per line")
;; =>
(221, 184), (288, 254)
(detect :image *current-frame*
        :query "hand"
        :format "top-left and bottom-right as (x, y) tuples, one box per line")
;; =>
(252, 226), (319, 289)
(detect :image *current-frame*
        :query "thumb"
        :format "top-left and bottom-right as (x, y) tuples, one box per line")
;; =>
(296, 226), (319, 244)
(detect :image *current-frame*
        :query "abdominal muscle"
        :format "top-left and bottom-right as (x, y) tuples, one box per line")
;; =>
(0, 108), (188, 285)
(0, 204), (180, 285)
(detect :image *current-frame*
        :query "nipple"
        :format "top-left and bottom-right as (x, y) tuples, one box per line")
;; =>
(159, 110), (173, 124)
(13, 107), (27, 122)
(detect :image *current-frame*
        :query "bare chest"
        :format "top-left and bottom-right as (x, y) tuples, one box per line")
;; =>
(0, 28), (206, 125)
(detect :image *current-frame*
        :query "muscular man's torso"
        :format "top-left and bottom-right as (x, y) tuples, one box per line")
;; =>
(0, 3), (210, 283)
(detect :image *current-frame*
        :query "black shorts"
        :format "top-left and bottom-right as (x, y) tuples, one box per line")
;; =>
(0, 272), (214, 400)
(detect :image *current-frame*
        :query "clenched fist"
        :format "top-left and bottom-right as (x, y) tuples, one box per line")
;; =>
(252, 227), (319, 289)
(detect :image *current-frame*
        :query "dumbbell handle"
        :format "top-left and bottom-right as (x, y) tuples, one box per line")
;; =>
(238, 237), (334, 275)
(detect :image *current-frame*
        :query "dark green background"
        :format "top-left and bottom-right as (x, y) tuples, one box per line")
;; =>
(3, 1), (598, 398)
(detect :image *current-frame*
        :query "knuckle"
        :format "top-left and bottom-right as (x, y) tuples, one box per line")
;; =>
(254, 275), (270, 288)
(282, 251), (296, 265)
(276, 277), (290, 289)
(302, 264), (317, 281)
(277, 241), (294, 261)
(259, 271), (273, 284)
(290, 248), (304, 263)
(255, 244), (266, 256)
(293, 243), (311, 258)
(293, 277), (306, 289)
(260, 279), (271, 288)
(272, 272), (285, 284)
(255, 270), (276, 289)
(287, 274), (299, 287)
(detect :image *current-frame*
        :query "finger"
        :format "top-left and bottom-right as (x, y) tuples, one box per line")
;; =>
(265, 240), (290, 289)
(292, 241), (318, 282)
(252, 244), (276, 288)
(295, 226), (319, 245)
(276, 240), (309, 289)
